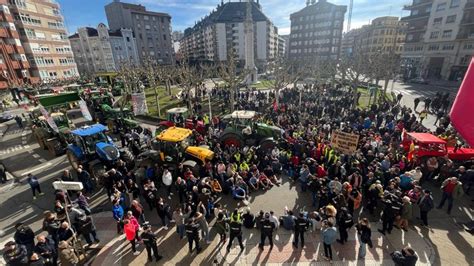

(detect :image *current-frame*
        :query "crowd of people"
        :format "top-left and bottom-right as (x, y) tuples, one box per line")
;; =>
(3, 83), (473, 265)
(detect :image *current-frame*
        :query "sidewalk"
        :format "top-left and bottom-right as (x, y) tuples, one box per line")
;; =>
(89, 211), (434, 266)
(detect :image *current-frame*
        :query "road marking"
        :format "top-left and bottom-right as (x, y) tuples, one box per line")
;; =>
(32, 154), (40, 158)
(21, 162), (52, 176)
(0, 145), (28, 155)
(38, 158), (47, 163)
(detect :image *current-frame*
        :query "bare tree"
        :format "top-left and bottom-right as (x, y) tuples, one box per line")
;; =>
(176, 62), (204, 115)
(117, 60), (143, 110)
(267, 57), (303, 106)
(142, 58), (162, 117)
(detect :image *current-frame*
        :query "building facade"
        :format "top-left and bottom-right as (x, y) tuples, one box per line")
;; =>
(289, 0), (346, 60)
(179, 0), (279, 69)
(0, 1), (37, 89)
(69, 23), (139, 76)
(352, 17), (406, 55)
(105, 0), (174, 64)
(402, 0), (472, 80)
(8, 0), (78, 82)
(277, 34), (286, 58)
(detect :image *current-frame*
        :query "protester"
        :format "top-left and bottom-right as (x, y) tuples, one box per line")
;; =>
(58, 241), (79, 266)
(123, 219), (140, 255)
(3, 241), (28, 266)
(321, 220), (337, 261)
(437, 177), (464, 214)
(14, 223), (35, 256)
(27, 173), (44, 200)
(418, 189), (434, 227)
(391, 246), (418, 266)
(356, 218), (372, 259)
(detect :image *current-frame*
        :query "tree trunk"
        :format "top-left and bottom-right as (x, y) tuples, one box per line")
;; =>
(275, 88), (280, 108)
(166, 79), (171, 95)
(383, 79), (390, 100)
(153, 85), (161, 117)
(230, 87), (235, 112)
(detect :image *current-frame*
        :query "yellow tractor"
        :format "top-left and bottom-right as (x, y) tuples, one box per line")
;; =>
(136, 127), (214, 173)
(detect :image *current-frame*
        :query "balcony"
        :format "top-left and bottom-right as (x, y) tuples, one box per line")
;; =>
(403, 0), (433, 10)
(401, 13), (430, 21)
(5, 45), (14, 54)
(406, 25), (427, 32)
(0, 81), (8, 89)
(0, 28), (8, 38)
(11, 61), (20, 69)
(21, 61), (30, 69)
(461, 17), (474, 25)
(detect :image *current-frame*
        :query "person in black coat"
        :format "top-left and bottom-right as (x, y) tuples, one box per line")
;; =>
(34, 235), (57, 266)
(336, 207), (353, 244)
(293, 212), (309, 248)
(140, 223), (163, 262)
(3, 241), (28, 266)
(13, 223), (35, 256)
(76, 213), (100, 245)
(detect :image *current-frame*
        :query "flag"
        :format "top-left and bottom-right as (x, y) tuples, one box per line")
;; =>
(79, 99), (92, 121)
(39, 105), (59, 133)
(450, 58), (474, 147)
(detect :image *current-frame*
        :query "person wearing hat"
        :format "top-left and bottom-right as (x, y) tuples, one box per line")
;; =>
(437, 176), (464, 215)
(293, 211), (309, 248)
(259, 212), (276, 250)
(3, 241), (28, 266)
(140, 223), (163, 262)
(227, 209), (244, 252)
(417, 189), (434, 226)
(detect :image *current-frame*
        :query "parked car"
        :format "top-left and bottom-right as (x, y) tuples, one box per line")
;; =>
(0, 112), (14, 123)
(408, 77), (429, 85)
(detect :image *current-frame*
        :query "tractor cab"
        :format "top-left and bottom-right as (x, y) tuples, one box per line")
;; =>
(155, 127), (213, 164)
(68, 124), (119, 162)
(156, 107), (206, 135)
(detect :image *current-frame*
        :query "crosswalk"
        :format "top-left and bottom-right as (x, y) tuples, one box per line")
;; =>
(3, 128), (28, 136)
(0, 144), (30, 155)
(392, 89), (438, 98)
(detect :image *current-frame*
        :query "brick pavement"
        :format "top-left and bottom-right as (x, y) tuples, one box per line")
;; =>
(87, 210), (434, 266)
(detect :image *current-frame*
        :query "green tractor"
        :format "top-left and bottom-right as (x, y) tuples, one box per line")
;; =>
(220, 110), (283, 152)
(30, 93), (80, 156)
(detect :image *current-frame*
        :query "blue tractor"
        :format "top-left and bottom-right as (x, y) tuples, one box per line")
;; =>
(66, 124), (134, 185)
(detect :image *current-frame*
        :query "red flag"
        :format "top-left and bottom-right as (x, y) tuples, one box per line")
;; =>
(450, 58), (474, 147)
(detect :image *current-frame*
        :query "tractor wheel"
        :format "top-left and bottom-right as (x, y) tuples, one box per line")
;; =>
(90, 162), (106, 188)
(34, 132), (45, 150)
(221, 133), (244, 148)
(259, 138), (276, 154)
(67, 150), (80, 171)
(121, 148), (135, 169)
(46, 139), (58, 157)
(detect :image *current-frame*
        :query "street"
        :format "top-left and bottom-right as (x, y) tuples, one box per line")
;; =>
(0, 83), (472, 265)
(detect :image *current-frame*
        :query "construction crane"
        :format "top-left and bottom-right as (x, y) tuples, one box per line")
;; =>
(347, 0), (353, 32)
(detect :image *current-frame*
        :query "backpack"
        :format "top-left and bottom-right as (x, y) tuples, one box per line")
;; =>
(343, 212), (354, 228)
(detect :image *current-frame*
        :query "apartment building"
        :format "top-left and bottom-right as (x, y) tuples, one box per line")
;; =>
(105, 0), (174, 64)
(0, 1), (37, 89)
(402, 0), (472, 80)
(289, 0), (346, 60)
(8, 0), (78, 82)
(69, 23), (139, 76)
(180, 0), (279, 69)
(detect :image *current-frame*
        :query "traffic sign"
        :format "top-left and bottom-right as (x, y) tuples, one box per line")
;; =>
(53, 181), (83, 191)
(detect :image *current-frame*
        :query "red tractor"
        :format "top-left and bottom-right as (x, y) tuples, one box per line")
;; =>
(402, 132), (474, 161)
(156, 107), (206, 135)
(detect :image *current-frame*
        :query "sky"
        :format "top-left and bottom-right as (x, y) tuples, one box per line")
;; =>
(59, 0), (412, 35)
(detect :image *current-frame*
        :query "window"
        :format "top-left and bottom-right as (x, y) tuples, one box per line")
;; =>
(9, 0), (26, 9)
(460, 55), (472, 65)
(464, 43), (473, 50)
(406, 34), (413, 41)
(446, 15), (456, 23)
(433, 17), (442, 25)
(428, 44), (439, 50)
(450, 0), (460, 8)
(163, 34), (167, 41)
(442, 30), (452, 38)
(430, 31), (439, 39)
(16, 13), (41, 25)
(145, 25), (150, 30)
(48, 21), (64, 29)
(442, 44), (454, 50)
(436, 2), (447, 11)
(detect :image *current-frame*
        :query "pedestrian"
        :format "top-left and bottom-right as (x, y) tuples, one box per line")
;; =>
(58, 241), (79, 266)
(175, 177), (187, 204)
(126, 211), (141, 242)
(130, 200), (146, 224)
(15, 115), (23, 129)
(172, 206), (187, 239)
(259, 212), (275, 250)
(336, 207), (353, 244)
(215, 212), (228, 243)
(321, 220), (337, 261)
(227, 209), (244, 252)
(14, 223), (35, 256)
(73, 191), (91, 215)
(242, 208), (256, 229)
(58, 222), (75, 242)
(437, 177), (464, 214)
(27, 173), (44, 200)
(356, 218), (372, 259)
(417, 189), (434, 226)
(123, 219), (140, 256)
(29, 252), (46, 266)
(76, 213), (100, 245)
(156, 197), (174, 230)
(34, 235), (57, 266)
(112, 199), (124, 234)
(293, 211), (309, 248)
(185, 217), (202, 254)
(0, 162), (7, 183)
(396, 93), (403, 104)
(162, 168), (173, 198)
(3, 241), (28, 266)
(378, 198), (395, 235)
(413, 97), (420, 111)
(391, 246), (418, 266)
(76, 168), (93, 194)
(140, 222), (163, 262)
(397, 196), (412, 231)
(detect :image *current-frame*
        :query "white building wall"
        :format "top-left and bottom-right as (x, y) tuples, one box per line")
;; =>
(256, 21), (267, 60)
(236, 22), (246, 60)
(216, 23), (227, 61)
